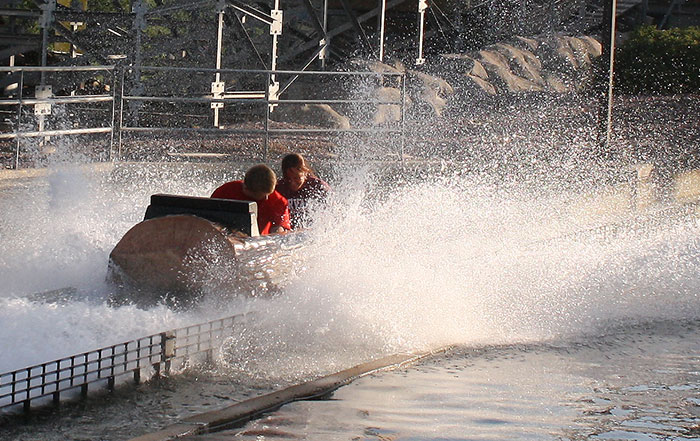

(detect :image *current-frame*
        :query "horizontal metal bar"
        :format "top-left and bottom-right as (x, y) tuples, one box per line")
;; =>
(53, 10), (133, 19)
(130, 66), (403, 77)
(121, 126), (400, 134)
(0, 127), (112, 139)
(0, 8), (41, 17)
(121, 127), (267, 134)
(121, 96), (399, 106)
(0, 96), (113, 105)
(0, 355), (162, 403)
(268, 127), (402, 133)
(0, 66), (115, 73)
(223, 92), (266, 99)
(145, 0), (215, 17)
(122, 96), (257, 104)
(0, 348), (161, 386)
(0, 345), (161, 386)
(271, 99), (401, 105)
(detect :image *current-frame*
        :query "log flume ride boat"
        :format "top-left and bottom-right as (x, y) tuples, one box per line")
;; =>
(108, 194), (305, 307)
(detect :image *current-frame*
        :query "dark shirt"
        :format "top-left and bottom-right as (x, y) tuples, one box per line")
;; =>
(275, 176), (330, 229)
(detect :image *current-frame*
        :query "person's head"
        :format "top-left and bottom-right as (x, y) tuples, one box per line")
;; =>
(281, 153), (311, 192)
(243, 164), (277, 200)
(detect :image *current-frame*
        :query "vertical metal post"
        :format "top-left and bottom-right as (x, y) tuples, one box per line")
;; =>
(270, 0), (280, 72)
(81, 353), (89, 397)
(108, 68), (116, 162)
(268, 0), (282, 113)
(321, 0), (329, 69)
(400, 73), (406, 164)
(597, 0), (618, 152)
(378, 0), (386, 61)
(264, 71), (270, 160)
(213, 7), (225, 127)
(416, 0), (427, 65)
(132, 0), (145, 126)
(14, 70), (24, 169)
(160, 331), (175, 375)
(39, 0), (55, 84)
(118, 67), (126, 160)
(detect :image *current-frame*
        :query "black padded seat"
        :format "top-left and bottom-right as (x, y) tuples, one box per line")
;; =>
(144, 194), (260, 236)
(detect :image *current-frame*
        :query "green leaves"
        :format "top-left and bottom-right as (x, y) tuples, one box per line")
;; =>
(615, 25), (700, 95)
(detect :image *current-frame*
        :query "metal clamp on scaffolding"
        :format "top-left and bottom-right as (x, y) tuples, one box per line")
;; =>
(33, 85), (52, 116)
(211, 81), (225, 110)
(270, 9), (283, 35)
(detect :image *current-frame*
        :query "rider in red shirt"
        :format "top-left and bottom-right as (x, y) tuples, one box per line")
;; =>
(211, 164), (291, 235)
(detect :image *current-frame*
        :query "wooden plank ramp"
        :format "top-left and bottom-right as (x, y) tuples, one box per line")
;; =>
(128, 348), (451, 441)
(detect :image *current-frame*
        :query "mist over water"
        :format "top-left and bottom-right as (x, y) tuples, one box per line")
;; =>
(1, 155), (699, 384)
(216, 165), (700, 383)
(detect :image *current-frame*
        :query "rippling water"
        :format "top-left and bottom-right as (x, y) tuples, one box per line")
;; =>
(221, 320), (700, 441)
(2, 319), (698, 440)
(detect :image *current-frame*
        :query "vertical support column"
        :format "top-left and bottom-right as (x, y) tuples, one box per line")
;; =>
(597, 0), (618, 152)
(8, 4), (16, 67)
(264, 71), (270, 160)
(14, 70), (24, 169)
(131, 0), (146, 126)
(400, 73), (406, 164)
(159, 331), (175, 375)
(378, 0), (386, 61)
(321, 0), (329, 68)
(108, 68), (116, 161)
(117, 67), (126, 160)
(39, 0), (55, 84)
(269, 0), (283, 112)
(416, 0), (427, 65)
(37, 0), (55, 146)
(212, 2), (226, 128)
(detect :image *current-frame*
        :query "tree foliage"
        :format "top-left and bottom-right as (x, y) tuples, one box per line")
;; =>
(615, 25), (700, 94)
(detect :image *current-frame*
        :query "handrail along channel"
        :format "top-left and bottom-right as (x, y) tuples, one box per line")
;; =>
(0, 312), (248, 413)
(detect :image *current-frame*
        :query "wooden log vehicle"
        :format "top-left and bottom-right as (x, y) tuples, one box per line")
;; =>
(108, 194), (305, 307)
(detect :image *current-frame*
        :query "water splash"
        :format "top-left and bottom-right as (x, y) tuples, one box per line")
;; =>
(1, 159), (699, 382)
(213, 164), (700, 383)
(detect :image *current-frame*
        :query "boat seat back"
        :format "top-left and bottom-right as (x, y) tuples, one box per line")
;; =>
(144, 194), (260, 237)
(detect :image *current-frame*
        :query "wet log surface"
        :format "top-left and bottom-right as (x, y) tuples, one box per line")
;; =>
(108, 215), (307, 308)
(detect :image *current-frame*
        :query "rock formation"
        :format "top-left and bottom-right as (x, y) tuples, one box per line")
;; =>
(272, 34), (602, 127)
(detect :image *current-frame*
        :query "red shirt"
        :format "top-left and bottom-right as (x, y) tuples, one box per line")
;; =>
(211, 180), (291, 235)
(276, 176), (330, 229)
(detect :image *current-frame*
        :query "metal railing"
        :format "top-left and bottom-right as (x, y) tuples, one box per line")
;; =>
(0, 65), (117, 169)
(0, 312), (248, 414)
(1, 65), (406, 168)
(119, 66), (406, 160)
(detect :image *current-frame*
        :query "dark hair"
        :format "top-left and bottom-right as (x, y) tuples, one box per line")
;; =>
(244, 164), (276, 194)
(281, 153), (311, 173)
